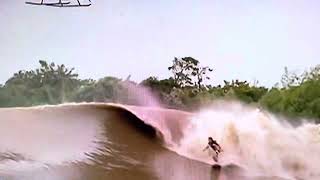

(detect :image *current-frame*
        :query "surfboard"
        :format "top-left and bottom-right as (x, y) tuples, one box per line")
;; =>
(211, 162), (243, 169)
(211, 164), (222, 169)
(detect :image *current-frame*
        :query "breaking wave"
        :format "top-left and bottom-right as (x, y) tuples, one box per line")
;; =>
(174, 101), (320, 180)
(106, 101), (320, 180)
(0, 101), (320, 179)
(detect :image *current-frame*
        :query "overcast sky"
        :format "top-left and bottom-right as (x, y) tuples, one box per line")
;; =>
(1, 0), (319, 87)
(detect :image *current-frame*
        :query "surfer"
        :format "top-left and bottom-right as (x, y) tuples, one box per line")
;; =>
(203, 137), (222, 162)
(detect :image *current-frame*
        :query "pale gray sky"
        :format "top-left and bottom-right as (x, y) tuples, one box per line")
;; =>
(1, 0), (320, 87)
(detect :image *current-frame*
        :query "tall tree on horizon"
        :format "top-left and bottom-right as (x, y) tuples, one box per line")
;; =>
(168, 57), (213, 90)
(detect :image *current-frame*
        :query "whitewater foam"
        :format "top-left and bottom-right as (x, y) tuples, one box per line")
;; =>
(175, 101), (320, 179)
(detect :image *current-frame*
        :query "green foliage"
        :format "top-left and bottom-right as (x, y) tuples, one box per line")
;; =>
(140, 76), (184, 107)
(73, 76), (126, 103)
(259, 88), (284, 113)
(260, 67), (320, 121)
(218, 80), (268, 103)
(0, 59), (319, 122)
(141, 76), (178, 94)
(281, 66), (302, 88)
(0, 60), (81, 107)
(168, 57), (213, 89)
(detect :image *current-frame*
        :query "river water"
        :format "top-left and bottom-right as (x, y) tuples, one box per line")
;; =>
(0, 102), (319, 180)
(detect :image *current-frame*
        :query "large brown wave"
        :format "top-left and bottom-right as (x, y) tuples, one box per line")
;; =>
(1, 102), (319, 180)
(0, 103), (197, 178)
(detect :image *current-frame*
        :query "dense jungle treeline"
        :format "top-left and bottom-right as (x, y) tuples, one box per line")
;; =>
(0, 58), (319, 121)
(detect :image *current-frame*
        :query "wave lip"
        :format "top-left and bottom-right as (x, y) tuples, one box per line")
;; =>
(99, 103), (192, 146)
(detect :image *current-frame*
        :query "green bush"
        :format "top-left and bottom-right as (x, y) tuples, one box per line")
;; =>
(0, 59), (319, 122)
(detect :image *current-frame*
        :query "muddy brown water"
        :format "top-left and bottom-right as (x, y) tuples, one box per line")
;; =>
(0, 103), (288, 180)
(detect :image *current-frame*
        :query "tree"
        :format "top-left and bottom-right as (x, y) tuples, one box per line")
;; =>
(168, 57), (213, 89)
(192, 66), (213, 89)
(281, 67), (302, 88)
(91, 76), (123, 102)
(141, 76), (178, 94)
(73, 76), (126, 103)
(2, 60), (82, 106)
(260, 64), (320, 120)
(301, 64), (320, 82)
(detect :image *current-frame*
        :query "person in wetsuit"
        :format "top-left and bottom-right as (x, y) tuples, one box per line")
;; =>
(203, 137), (222, 162)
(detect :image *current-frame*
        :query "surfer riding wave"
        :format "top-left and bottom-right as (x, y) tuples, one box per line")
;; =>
(203, 137), (223, 162)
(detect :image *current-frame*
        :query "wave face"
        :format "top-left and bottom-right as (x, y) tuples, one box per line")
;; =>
(0, 102), (319, 180)
(0, 103), (206, 180)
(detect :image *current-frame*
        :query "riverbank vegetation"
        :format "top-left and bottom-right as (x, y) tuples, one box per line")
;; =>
(0, 58), (319, 121)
